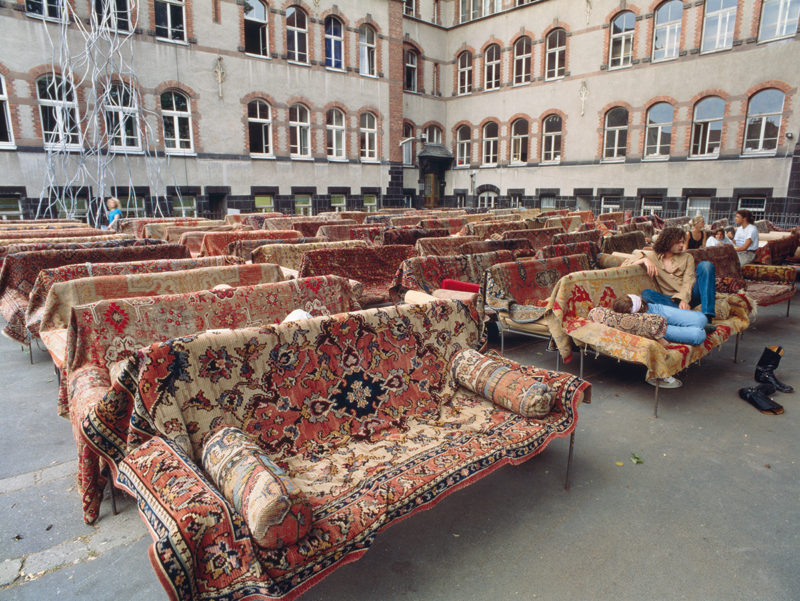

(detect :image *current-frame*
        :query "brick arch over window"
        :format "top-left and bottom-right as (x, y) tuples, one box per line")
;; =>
(240, 92), (277, 155)
(597, 101), (634, 159)
(453, 45), (476, 95)
(508, 31), (536, 86)
(692, 0), (744, 50)
(645, 0), (689, 62)
(480, 39), (504, 90)
(321, 11), (350, 71)
(452, 120), (474, 166)
(0, 62), (20, 147)
(736, 82), (794, 153)
(28, 66), (89, 144)
(156, 86), (202, 154)
(640, 96), (679, 156)
(239, 0), (274, 58)
(475, 184), (500, 195)
(541, 22), (570, 80)
(537, 109), (567, 162)
(604, 7), (643, 68)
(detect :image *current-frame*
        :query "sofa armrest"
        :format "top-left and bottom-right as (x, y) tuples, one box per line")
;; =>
(117, 436), (265, 601)
(742, 263), (796, 286)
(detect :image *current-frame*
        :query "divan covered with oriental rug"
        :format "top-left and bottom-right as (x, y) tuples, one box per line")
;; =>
(89, 299), (590, 600)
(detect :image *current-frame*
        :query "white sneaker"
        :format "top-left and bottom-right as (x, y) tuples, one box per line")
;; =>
(646, 376), (682, 388)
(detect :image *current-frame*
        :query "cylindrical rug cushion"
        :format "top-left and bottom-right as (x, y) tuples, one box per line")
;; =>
(587, 306), (667, 340)
(202, 426), (312, 549)
(440, 279), (481, 293)
(450, 349), (554, 418)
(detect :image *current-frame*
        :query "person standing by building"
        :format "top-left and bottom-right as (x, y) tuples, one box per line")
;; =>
(733, 209), (759, 265)
(105, 197), (122, 230)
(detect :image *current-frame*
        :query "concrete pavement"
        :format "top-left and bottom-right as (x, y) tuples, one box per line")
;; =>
(1, 300), (797, 601)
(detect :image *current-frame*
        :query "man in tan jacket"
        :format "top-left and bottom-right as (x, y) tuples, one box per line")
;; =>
(623, 226), (717, 321)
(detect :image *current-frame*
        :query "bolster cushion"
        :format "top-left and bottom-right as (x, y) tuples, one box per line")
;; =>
(449, 349), (554, 418)
(441, 278), (481, 293)
(201, 426), (312, 549)
(587, 307), (667, 340)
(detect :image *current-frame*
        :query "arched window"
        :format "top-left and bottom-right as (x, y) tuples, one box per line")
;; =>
(744, 89), (784, 154)
(154, 0), (186, 41)
(541, 114), (562, 163)
(403, 122), (415, 164)
(404, 49), (418, 92)
(94, 0), (131, 31)
(510, 118), (528, 164)
(424, 124), (442, 144)
(457, 51), (473, 95)
(105, 82), (140, 151)
(482, 122), (498, 165)
(289, 103), (310, 157)
(609, 11), (635, 68)
(603, 107), (628, 160)
(484, 44), (500, 91)
(326, 108), (345, 159)
(247, 100), (272, 156)
(545, 29), (566, 80)
(244, 0), (269, 56)
(691, 96), (724, 157)
(359, 25), (376, 76)
(360, 112), (377, 160)
(456, 125), (471, 166)
(286, 6), (308, 63)
(653, 1), (682, 61)
(37, 74), (81, 150)
(702, 0), (737, 52)
(325, 16), (343, 70)
(758, 0), (800, 41)
(644, 102), (673, 158)
(0, 75), (14, 147)
(513, 37), (531, 85)
(160, 90), (192, 153)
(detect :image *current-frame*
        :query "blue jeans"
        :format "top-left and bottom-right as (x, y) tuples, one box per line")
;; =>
(641, 260), (716, 318)
(647, 303), (708, 345)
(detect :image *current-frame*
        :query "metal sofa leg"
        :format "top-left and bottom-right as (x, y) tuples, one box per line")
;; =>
(653, 381), (660, 418)
(734, 332), (740, 363)
(27, 332), (33, 365)
(500, 324), (505, 354)
(579, 346), (585, 380)
(787, 296), (791, 318)
(103, 465), (119, 516)
(564, 431), (576, 491)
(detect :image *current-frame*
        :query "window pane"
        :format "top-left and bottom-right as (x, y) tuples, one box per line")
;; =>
(749, 89), (784, 114)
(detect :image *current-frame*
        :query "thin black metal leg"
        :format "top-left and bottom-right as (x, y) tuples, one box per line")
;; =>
(564, 431), (575, 491)
(653, 381), (660, 418)
(734, 332), (740, 363)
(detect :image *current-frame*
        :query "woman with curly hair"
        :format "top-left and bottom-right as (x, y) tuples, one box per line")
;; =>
(622, 226), (716, 322)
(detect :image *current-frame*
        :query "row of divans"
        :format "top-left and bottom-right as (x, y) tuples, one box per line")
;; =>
(0, 211), (597, 600)
(2, 212), (794, 600)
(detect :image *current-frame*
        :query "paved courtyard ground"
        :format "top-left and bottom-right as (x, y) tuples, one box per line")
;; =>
(1, 299), (798, 601)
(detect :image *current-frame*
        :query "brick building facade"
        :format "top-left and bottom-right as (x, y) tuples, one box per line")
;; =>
(0, 0), (798, 222)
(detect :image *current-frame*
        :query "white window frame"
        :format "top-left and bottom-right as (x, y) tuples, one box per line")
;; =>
(403, 0), (415, 17)
(484, 44), (500, 91)
(652, 0), (682, 62)
(94, 0), (131, 32)
(294, 194), (312, 216)
(363, 193), (378, 211)
(0, 75), (15, 149)
(0, 196), (23, 220)
(424, 125), (442, 145)
(600, 197), (621, 213)
(743, 89), (784, 155)
(402, 122), (414, 165)
(609, 11), (635, 69)
(701, 0), (737, 53)
(457, 52), (473, 95)
(685, 196), (711, 221)
(456, 126), (471, 166)
(286, 6), (308, 64)
(330, 193), (346, 210)
(510, 118), (528, 164)
(26, 0), (65, 21)
(254, 194), (274, 212)
(171, 194), (196, 217)
(248, 99), (273, 157)
(324, 16), (343, 70)
(513, 37), (531, 85)
(603, 108), (628, 161)
(360, 112), (377, 161)
(358, 25), (376, 77)
(404, 50), (418, 92)
(545, 29), (566, 81)
(482, 122), (498, 166)
(758, 0), (800, 41)
(37, 74), (82, 151)
(541, 115), (562, 163)
(640, 197), (663, 216)
(326, 108), (345, 160)
(540, 195), (557, 210)
(644, 102), (673, 159)
(691, 97), (724, 158)
(161, 90), (193, 154)
(154, 0), (186, 42)
(106, 82), (141, 152)
(243, 0), (269, 57)
(477, 191), (498, 208)
(289, 104), (310, 158)
(737, 197), (767, 221)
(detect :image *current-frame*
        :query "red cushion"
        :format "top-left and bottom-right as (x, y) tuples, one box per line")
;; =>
(441, 279), (480, 293)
